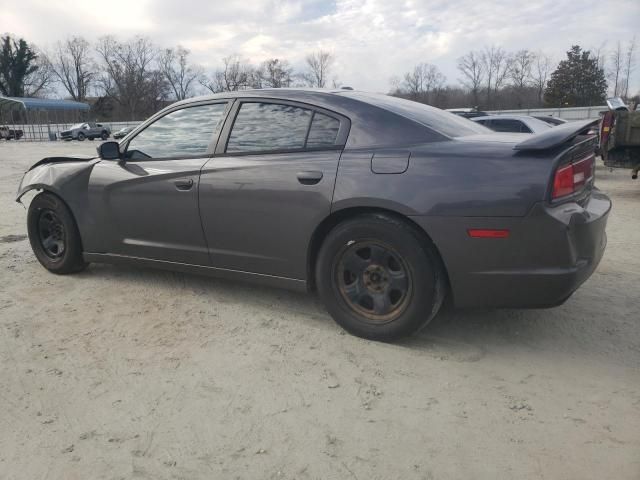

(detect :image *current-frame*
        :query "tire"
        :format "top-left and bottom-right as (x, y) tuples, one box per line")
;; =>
(316, 213), (446, 341)
(101, 131), (109, 140)
(77, 132), (85, 141)
(88, 136), (94, 141)
(27, 192), (88, 274)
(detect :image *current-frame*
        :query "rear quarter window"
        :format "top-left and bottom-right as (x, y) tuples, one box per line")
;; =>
(306, 113), (340, 148)
(340, 91), (490, 138)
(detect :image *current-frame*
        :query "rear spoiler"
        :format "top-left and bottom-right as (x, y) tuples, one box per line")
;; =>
(513, 119), (598, 151)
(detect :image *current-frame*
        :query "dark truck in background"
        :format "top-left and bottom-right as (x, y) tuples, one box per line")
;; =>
(0, 126), (24, 140)
(599, 97), (640, 179)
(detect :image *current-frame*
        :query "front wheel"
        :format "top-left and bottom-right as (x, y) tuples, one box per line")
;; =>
(316, 213), (446, 341)
(101, 131), (109, 140)
(27, 192), (88, 274)
(77, 132), (85, 141)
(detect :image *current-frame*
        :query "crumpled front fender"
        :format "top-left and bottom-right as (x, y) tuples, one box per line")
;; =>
(16, 157), (100, 203)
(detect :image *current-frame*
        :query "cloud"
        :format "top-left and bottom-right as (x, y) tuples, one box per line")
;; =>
(3, 0), (640, 92)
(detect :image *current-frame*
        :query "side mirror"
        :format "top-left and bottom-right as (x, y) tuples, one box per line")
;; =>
(98, 141), (121, 160)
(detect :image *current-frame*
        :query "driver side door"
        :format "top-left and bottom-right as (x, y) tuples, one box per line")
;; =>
(86, 101), (230, 265)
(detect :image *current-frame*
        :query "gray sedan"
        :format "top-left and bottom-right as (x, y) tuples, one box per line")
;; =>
(17, 89), (610, 341)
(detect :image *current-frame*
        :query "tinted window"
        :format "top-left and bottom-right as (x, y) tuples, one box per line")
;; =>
(227, 102), (312, 152)
(340, 91), (490, 138)
(490, 119), (528, 133)
(126, 103), (227, 159)
(306, 113), (340, 147)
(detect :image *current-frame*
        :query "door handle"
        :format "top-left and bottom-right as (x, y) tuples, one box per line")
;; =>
(174, 178), (194, 191)
(297, 171), (323, 185)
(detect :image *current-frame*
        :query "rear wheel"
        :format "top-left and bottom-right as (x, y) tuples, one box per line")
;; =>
(27, 192), (88, 274)
(77, 132), (85, 141)
(316, 213), (446, 341)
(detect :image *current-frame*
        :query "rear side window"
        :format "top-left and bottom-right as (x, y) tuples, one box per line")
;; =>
(306, 113), (340, 148)
(491, 119), (528, 133)
(227, 103), (312, 152)
(126, 103), (228, 159)
(339, 91), (490, 138)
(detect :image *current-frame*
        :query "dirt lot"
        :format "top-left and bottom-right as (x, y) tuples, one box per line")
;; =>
(0, 141), (639, 480)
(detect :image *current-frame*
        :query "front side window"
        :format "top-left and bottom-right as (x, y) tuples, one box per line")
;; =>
(126, 103), (228, 159)
(227, 102), (313, 153)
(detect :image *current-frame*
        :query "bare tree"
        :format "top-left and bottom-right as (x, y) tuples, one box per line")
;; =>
(591, 41), (607, 70)
(510, 49), (534, 89)
(95, 36), (167, 120)
(253, 58), (293, 88)
(509, 49), (534, 107)
(481, 46), (510, 107)
(50, 36), (94, 101)
(302, 50), (334, 88)
(23, 48), (54, 97)
(200, 55), (252, 93)
(457, 51), (484, 106)
(623, 36), (637, 99)
(401, 63), (446, 103)
(531, 51), (553, 106)
(609, 41), (624, 96)
(159, 46), (202, 100)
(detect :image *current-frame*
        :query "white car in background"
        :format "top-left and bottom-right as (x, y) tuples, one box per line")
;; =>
(471, 115), (553, 134)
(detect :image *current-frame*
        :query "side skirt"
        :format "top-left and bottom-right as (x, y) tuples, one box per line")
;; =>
(83, 253), (308, 292)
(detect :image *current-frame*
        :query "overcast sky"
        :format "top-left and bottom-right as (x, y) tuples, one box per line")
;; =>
(3, 0), (640, 94)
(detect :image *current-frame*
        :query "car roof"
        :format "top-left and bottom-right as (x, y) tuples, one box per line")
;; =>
(174, 88), (347, 105)
(169, 89), (489, 148)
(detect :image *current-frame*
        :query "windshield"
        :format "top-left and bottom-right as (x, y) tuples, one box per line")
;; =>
(340, 91), (491, 138)
(70, 123), (85, 129)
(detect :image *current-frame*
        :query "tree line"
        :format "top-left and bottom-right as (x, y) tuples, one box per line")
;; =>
(0, 33), (637, 121)
(0, 34), (338, 120)
(392, 40), (636, 110)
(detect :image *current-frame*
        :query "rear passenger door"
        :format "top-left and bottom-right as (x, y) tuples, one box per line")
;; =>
(198, 99), (349, 279)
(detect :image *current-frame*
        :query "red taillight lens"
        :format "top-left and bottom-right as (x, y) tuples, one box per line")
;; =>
(552, 164), (574, 198)
(551, 155), (595, 200)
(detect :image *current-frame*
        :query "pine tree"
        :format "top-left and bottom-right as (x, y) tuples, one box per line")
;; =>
(0, 35), (39, 97)
(544, 46), (607, 107)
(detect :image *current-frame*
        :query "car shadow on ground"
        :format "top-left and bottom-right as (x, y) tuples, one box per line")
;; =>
(78, 262), (632, 366)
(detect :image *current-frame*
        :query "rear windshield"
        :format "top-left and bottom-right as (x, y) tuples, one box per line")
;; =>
(340, 91), (490, 138)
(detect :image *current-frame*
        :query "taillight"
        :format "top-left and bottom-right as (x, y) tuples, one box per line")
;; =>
(551, 155), (595, 200)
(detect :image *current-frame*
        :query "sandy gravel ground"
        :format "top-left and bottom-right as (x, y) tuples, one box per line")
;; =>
(0, 142), (639, 480)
